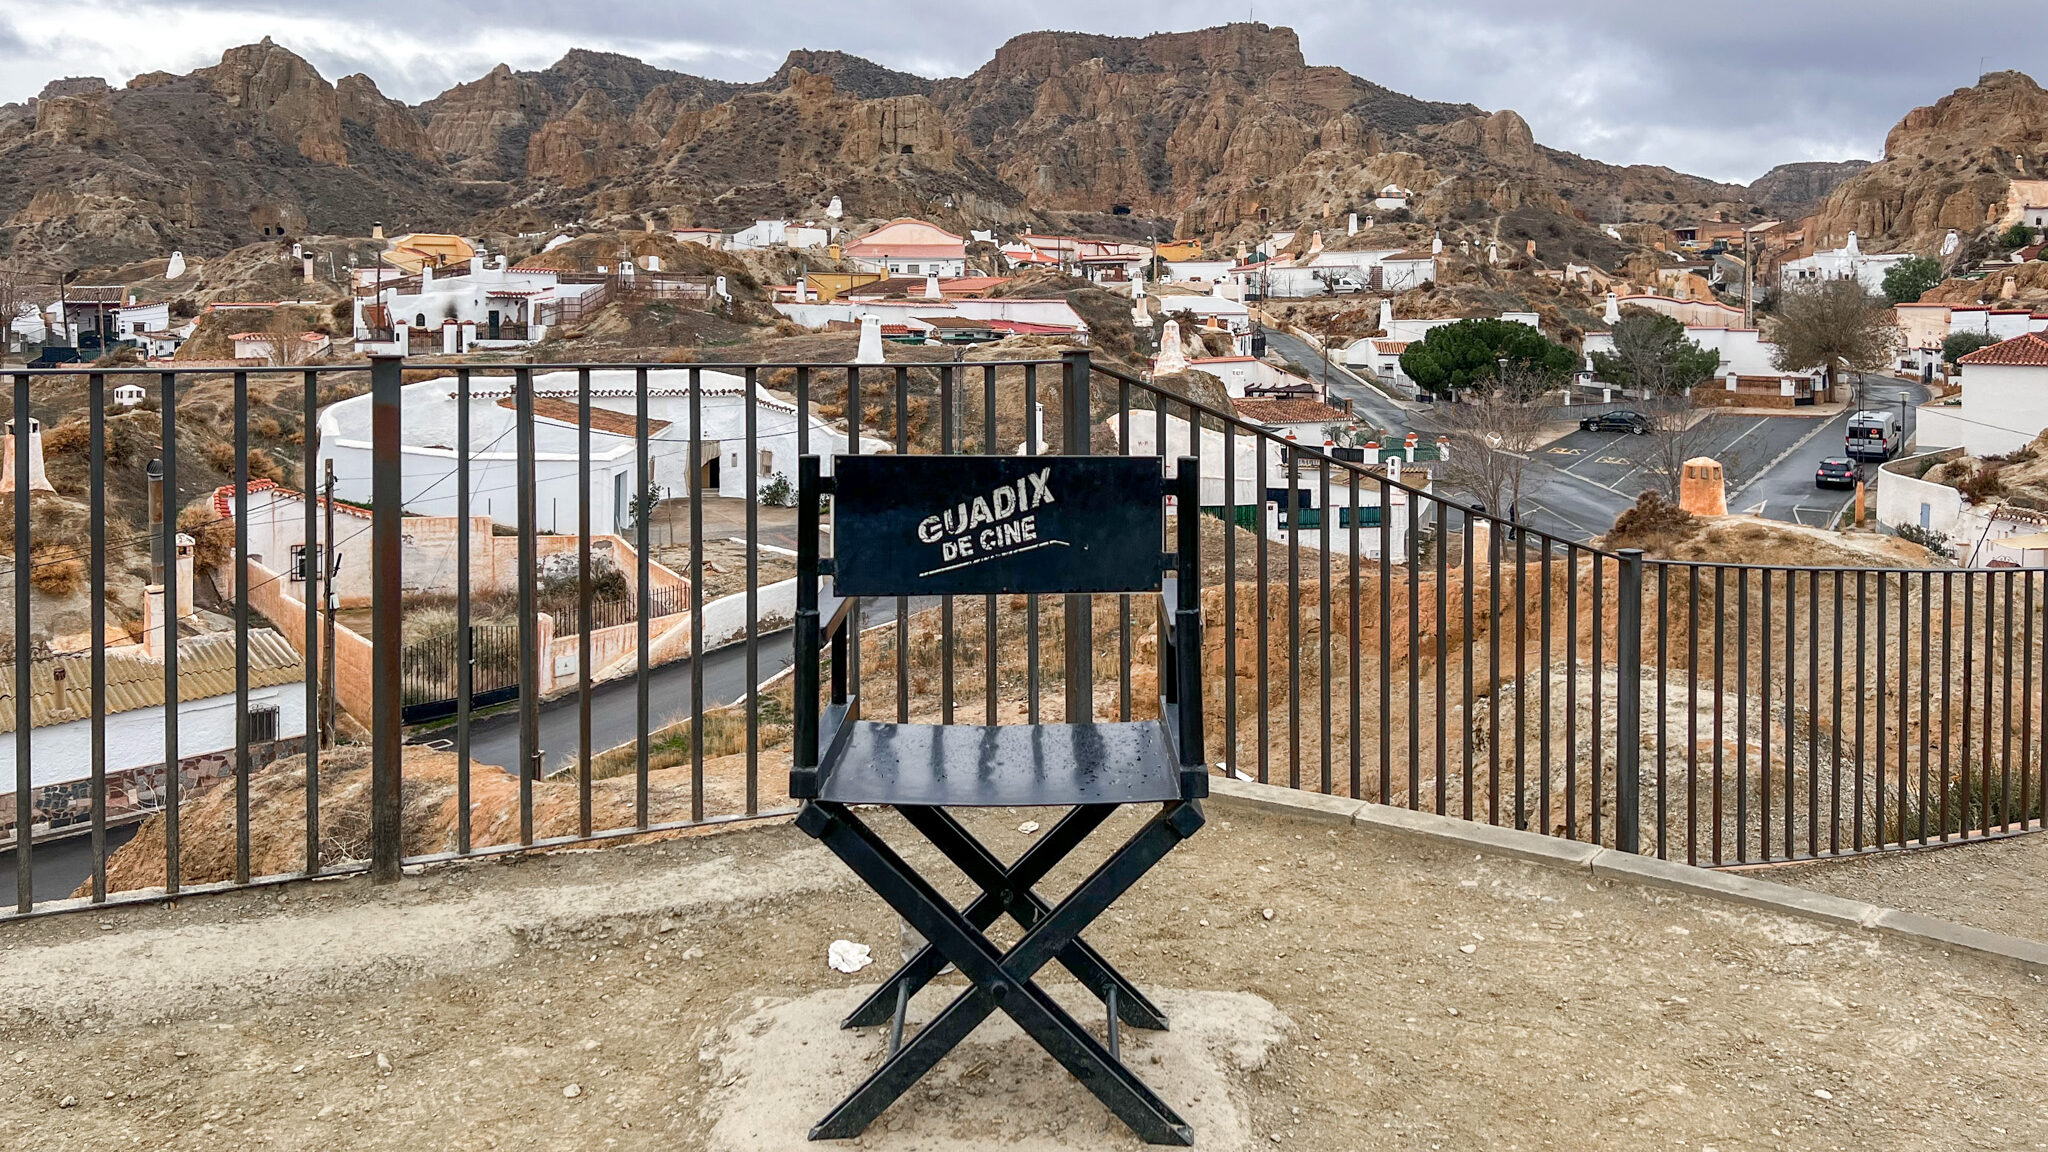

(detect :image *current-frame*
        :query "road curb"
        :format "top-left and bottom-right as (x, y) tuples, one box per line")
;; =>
(1207, 776), (2047, 976)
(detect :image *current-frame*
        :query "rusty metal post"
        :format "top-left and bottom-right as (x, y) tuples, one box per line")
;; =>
(368, 355), (404, 883)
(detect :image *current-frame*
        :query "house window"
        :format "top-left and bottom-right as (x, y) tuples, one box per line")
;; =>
(248, 705), (281, 744)
(759, 450), (774, 477)
(905, 264), (919, 275)
(288, 544), (321, 582)
(414, 313), (427, 327)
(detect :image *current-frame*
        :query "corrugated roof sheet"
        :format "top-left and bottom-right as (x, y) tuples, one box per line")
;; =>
(0, 629), (302, 734)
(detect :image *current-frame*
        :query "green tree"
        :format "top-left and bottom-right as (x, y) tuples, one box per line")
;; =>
(1943, 330), (2000, 365)
(1881, 255), (1943, 304)
(1398, 318), (1577, 398)
(1764, 280), (1900, 401)
(2001, 223), (2035, 249)
(1588, 311), (1722, 396)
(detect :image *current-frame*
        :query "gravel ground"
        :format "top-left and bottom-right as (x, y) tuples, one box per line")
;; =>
(1, 803), (2044, 1151)
(1763, 829), (2048, 945)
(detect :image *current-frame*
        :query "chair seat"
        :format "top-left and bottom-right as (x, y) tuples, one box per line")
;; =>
(818, 720), (1182, 807)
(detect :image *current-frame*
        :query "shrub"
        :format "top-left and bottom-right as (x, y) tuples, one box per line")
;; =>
(1894, 522), (1954, 560)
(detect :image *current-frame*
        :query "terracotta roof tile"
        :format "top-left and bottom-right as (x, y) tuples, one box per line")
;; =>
(1232, 399), (1351, 425)
(499, 396), (674, 437)
(1959, 332), (2048, 366)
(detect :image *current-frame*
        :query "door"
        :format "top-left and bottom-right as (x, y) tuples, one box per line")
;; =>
(488, 309), (501, 340)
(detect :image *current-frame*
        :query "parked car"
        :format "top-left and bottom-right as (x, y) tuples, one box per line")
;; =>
(1580, 409), (1652, 435)
(1815, 458), (1859, 489)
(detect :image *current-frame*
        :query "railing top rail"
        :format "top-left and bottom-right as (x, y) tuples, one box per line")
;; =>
(5, 358), (1074, 376)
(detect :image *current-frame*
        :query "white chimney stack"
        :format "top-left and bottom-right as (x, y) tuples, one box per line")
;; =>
(925, 272), (942, 300)
(0, 417), (55, 494)
(855, 315), (885, 365)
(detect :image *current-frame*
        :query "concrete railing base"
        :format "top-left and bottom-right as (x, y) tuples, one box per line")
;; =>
(1208, 776), (2048, 977)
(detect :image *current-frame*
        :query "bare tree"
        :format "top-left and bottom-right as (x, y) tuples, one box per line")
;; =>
(1435, 368), (1551, 519)
(1766, 280), (1900, 404)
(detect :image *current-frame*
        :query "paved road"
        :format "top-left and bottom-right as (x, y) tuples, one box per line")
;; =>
(0, 823), (142, 907)
(440, 597), (910, 774)
(1261, 327), (1417, 432)
(1728, 376), (1926, 527)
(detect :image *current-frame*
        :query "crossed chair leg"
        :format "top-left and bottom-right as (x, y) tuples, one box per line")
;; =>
(796, 799), (1205, 1146)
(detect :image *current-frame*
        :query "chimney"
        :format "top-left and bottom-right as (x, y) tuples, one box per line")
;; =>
(0, 417), (56, 494)
(175, 533), (195, 619)
(372, 222), (384, 240)
(1309, 230), (1324, 253)
(925, 272), (942, 300)
(1678, 457), (1727, 517)
(50, 663), (67, 716)
(303, 256), (315, 282)
(855, 315), (885, 365)
(1347, 213), (1358, 236)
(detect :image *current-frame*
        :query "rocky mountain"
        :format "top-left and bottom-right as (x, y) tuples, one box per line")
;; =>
(1746, 160), (1869, 210)
(1811, 71), (2048, 252)
(0, 24), (1860, 274)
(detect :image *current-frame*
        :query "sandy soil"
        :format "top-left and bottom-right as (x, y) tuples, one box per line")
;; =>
(4, 803), (2045, 1151)
(1765, 828), (2048, 944)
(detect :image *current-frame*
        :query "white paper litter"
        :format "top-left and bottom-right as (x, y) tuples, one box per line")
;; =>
(1017, 821), (1041, 835)
(827, 939), (873, 974)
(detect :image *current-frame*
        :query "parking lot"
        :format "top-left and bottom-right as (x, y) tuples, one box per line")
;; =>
(1539, 410), (1867, 527)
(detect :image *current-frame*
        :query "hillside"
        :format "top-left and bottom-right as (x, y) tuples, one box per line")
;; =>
(1, 24), (1848, 274)
(1810, 70), (2048, 253)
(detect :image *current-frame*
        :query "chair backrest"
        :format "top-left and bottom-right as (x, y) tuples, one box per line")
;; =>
(829, 455), (1166, 597)
(791, 452), (1205, 799)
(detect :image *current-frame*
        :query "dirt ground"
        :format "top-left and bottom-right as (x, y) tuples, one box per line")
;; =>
(4, 803), (2045, 1151)
(1766, 829), (2048, 945)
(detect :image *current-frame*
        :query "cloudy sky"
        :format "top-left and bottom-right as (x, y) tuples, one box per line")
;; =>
(0, 1), (2038, 184)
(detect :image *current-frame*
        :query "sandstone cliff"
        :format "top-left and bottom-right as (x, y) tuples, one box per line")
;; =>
(1812, 71), (2048, 252)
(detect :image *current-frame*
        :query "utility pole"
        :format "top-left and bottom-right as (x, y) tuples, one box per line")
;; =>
(321, 461), (338, 748)
(1742, 226), (1758, 330)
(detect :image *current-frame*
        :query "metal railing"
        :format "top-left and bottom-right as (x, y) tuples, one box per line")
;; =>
(0, 352), (2041, 920)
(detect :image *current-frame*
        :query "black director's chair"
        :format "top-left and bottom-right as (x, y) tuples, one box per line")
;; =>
(791, 452), (1208, 1145)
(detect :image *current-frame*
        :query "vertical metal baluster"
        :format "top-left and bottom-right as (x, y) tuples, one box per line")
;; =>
(892, 367), (907, 724)
(454, 368), (470, 855)
(1258, 427), (1270, 785)
(1784, 569), (1797, 859)
(1807, 568), (1820, 857)
(1060, 351), (1094, 723)
(1687, 566), (1700, 864)
(369, 356), (403, 881)
(1760, 570), (1774, 862)
(2000, 570), (2014, 834)
(1349, 467), (1361, 800)
(690, 370), (706, 821)
(1409, 490), (1422, 810)
(1287, 445), (1301, 790)
(1487, 512), (1500, 824)
(844, 365), (861, 711)
(1733, 569), (1746, 864)
(1319, 449), (1333, 796)
(234, 370), (252, 884)
(1565, 545), (1578, 839)
(1024, 365), (1039, 725)
(515, 366), (539, 845)
(1876, 570), (1888, 850)
(1225, 422), (1239, 778)
(1434, 497), (1447, 816)
(1591, 553), (1603, 846)
(1514, 528), (1526, 828)
(89, 374), (108, 901)
(1461, 505), (1476, 820)
(160, 370), (180, 893)
(1830, 570), (1843, 855)
(1117, 378), (1131, 723)
(941, 366), (956, 726)
(1379, 470), (1392, 805)
(745, 368), (760, 814)
(1854, 571), (1867, 851)
(12, 371), (28, 910)
(983, 366), (997, 724)
(635, 367), (651, 829)
(1539, 539), (1552, 833)
(2022, 571), (2035, 837)
(1940, 572), (1953, 842)
(1919, 571), (1932, 845)
(303, 369), (322, 872)
(577, 368), (593, 838)
(1709, 567), (1723, 867)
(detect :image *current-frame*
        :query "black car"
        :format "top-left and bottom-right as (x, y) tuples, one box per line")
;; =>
(1580, 409), (1652, 435)
(1815, 458), (1859, 489)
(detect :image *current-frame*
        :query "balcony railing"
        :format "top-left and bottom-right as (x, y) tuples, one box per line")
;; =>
(0, 354), (2042, 919)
